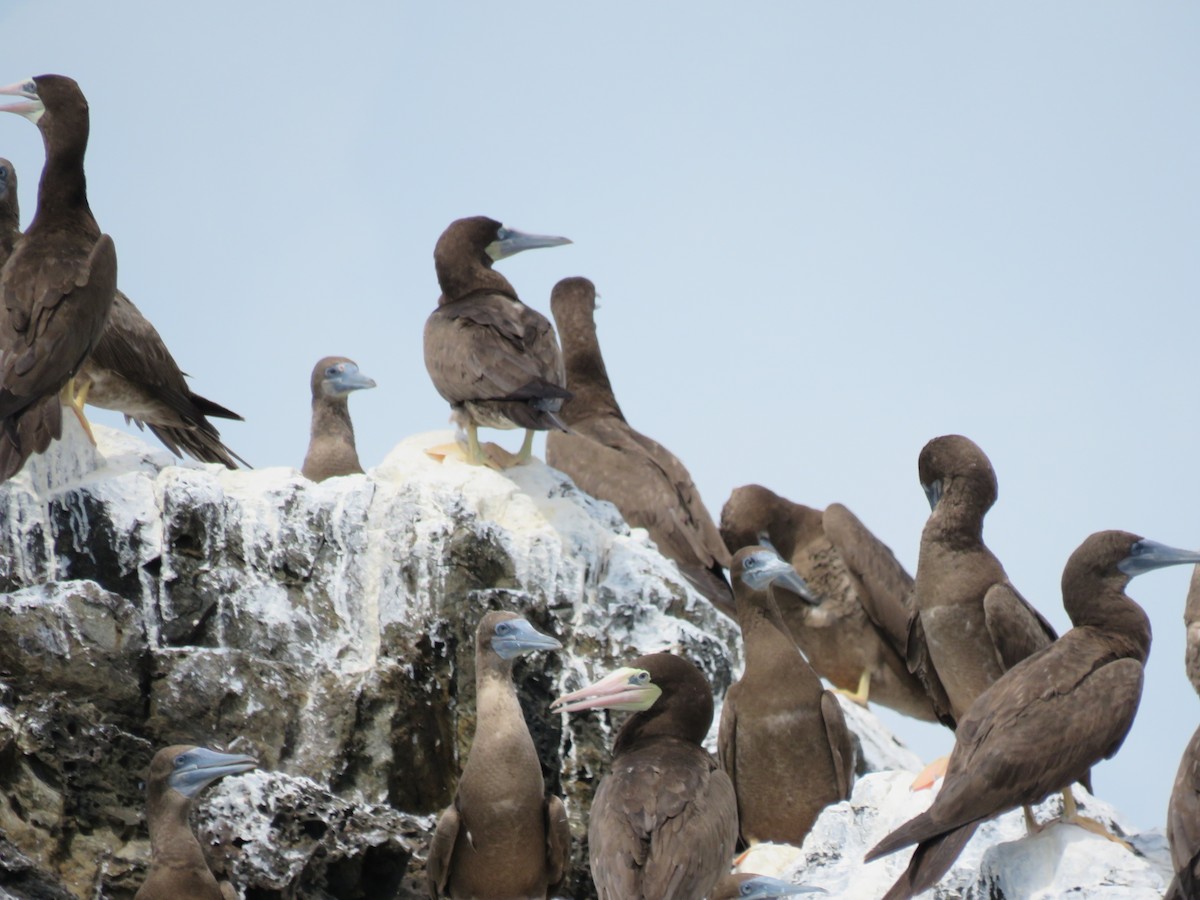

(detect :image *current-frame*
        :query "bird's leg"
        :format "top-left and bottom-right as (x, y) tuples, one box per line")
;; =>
(1058, 788), (1132, 850)
(465, 423), (486, 466)
(1023, 804), (1040, 834)
(834, 670), (871, 708)
(911, 754), (949, 791)
(516, 428), (535, 464)
(60, 377), (97, 446)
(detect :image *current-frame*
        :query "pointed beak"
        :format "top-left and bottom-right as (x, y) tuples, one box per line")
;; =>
(764, 557), (818, 603)
(486, 225), (572, 262)
(0, 79), (43, 123)
(551, 666), (662, 713)
(1118, 540), (1200, 577)
(167, 747), (257, 798)
(328, 364), (377, 396)
(735, 875), (828, 898)
(492, 618), (562, 660)
(922, 479), (943, 512)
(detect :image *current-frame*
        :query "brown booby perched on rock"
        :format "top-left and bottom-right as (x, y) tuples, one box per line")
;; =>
(0, 74), (117, 481)
(546, 277), (734, 617)
(0, 156), (246, 469)
(865, 531), (1200, 900)
(712, 872), (827, 899)
(428, 611), (569, 899)
(909, 435), (1057, 727)
(135, 744), (257, 900)
(1166, 565), (1200, 898)
(301, 356), (375, 481)
(424, 216), (571, 468)
(720, 484), (935, 720)
(719, 546), (855, 847)
(552, 652), (738, 900)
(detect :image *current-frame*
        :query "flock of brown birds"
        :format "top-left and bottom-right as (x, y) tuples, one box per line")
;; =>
(1, 73), (1198, 900)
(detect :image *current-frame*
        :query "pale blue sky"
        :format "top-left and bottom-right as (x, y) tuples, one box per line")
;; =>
(2, 1), (1198, 831)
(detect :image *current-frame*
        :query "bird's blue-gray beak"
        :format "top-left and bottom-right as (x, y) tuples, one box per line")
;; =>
(325, 362), (376, 397)
(743, 549), (818, 603)
(735, 875), (827, 898)
(0, 78), (43, 123)
(486, 225), (572, 262)
(167, 747), (257, 798)
(492, 617), (563, 660)
(1118, 540), (1200, 578)
(922, 479), (943, 511)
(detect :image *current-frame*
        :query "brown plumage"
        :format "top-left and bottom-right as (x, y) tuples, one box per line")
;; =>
(719, 546), (855, 846)
(135, 744), (256, 900)
(0, 156), (245, 469)
(721, 484), (936, 720)
(424, 216), (571, 466)
(0, 74), (116, 481)
(301, 356), (375, 481)
(909, 434), (1057, 726)
(866, 530), (1200, 900)
(427, 612), (568, 899)
(1166, 565), (1200, 898)
(546, 277), (733, 617)
(0, 159), (17, 264)
(553, 652), (738, 900)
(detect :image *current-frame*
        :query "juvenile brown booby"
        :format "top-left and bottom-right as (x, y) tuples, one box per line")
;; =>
(427, 611), (569, 899)
(0, 157), (246, 468)
(720, 546), (855, 847)
(865, 530), (1200, 900)
(135, 744), (257, 900)
(424, 216), (571, 468)
(711, 872), (827, 899)
(0, 75), (116, 481)
(1166, 565), (1200, 898)
(546, 277), (734, 617)
(301, 356), (376, 481)
(721, 484), (935, 720)
(552, 652), (738, 900)
(909, 435), (1057, 727)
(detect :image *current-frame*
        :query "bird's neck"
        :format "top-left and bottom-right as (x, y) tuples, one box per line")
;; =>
(311, 396), (355, 443)
(1069, 592), (1152, 664)
(147, 793), (210, 870)
(557, 311), (623, 423)
(30, 135), (93, 232)
(436, 265), (517, 306)
(737, 591), (803, 677)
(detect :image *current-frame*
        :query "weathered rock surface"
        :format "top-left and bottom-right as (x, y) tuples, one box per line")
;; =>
(0, 423), (1174, 899)
(0, 424), (736, 898)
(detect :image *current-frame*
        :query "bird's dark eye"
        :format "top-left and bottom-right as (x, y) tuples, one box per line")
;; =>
(744, 557), (757, 569)
(174, 753), (190, 768)
(22, 81), (35, 95)
(740, 886), (754, 898)
(495, 622), (512, 635)
(631, 671), (649, 685)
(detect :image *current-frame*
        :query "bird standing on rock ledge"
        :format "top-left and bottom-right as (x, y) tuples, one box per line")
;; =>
(424, 216), (572, 469)
(0, 74), (117, 482)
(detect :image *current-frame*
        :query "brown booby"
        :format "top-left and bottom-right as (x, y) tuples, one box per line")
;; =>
(424, 216), (571, 468)
(546, 277), (734, 618)
(1166, 565), (1200, 898)
(720, 546), (855, 847)
(712, 872), (827, 899)
(552, 652), (738, 900)
(427, 611), (569, 899)
(909, 434), (1057, 727)
(865, 531), (1200, 900)
(0, 75), (117, 481)
(135, 744), (257, 900)
(300, 356), (376, 481)
(720, 484), (936, 720)
(0, 156), (246, 469)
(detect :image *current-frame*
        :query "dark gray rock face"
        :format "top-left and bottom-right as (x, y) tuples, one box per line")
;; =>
(0, 425), (737, 898)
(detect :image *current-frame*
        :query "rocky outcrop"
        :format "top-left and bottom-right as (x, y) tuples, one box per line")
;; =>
(0, 423), (736, 898)
(0, 423), (1176, 899)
